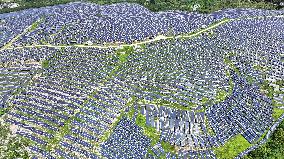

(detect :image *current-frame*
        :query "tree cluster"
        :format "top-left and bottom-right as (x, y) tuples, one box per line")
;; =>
(0, 0), (282, 14)
(245, 120), (284, 158)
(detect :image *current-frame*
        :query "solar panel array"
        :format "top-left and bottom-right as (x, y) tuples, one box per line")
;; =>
(0, 2), (283, 159)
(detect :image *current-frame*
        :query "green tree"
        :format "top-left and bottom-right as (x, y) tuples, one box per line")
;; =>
(246, 120), (284, 158)
(150, 0), (156, 4)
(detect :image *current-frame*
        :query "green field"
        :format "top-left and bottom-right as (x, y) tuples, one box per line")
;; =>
(213, 134), (252, 159)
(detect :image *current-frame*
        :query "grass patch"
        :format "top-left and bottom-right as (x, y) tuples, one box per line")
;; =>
(45, 117), (72, 151)
(41, 60), (49, 69)
(147, 149), (155, 157)
(255, 129), (269, 144)
(0, 108), (8, 117)
(107, 45), (135, 78)
(127, 105), (135, 119)
(205, 116), (215, 136)
(135, 113), (160, 146)
(29, 17), (45, 32)
(161, 140), (176, 154)
(213, 134), (252, 159)
(139, 43), (146, 52)
(125, 96), (137, 119)
(253, 64), (269, 72)
(116, 46), (134, 62)
(201, 97), (209, 104)
(272, 108), (284, 120)
(159, 154), (167, 159)
(215, 89), (227, 102)
(74, 116), (84, 123)
(119, 53), (129, 63)
(39, 38), (48, 45)
(157, 99), (191, 111)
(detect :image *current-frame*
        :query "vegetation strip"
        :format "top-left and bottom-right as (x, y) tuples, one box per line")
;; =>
(0, 0), (282, 14)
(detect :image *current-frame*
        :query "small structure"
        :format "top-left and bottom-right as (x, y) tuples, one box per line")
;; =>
(85, 40), (93, 46)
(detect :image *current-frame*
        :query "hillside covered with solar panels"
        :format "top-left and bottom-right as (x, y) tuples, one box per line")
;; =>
(0, 2), (284, 159)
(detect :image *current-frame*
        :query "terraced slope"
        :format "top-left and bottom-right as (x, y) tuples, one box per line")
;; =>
(0, 2), (283, 159)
